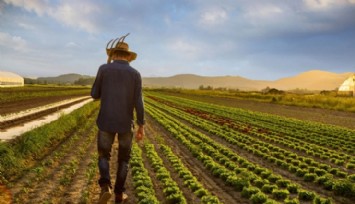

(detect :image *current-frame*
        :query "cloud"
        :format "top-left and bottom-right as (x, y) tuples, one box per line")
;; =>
(303, 0), (355, 10)
(18, 22), (35, 30)
(4, 0), (49, 15)
(0, 1), (5, 13)
(300, 1), (355, 33)
(1, 0), (355, 79)
(0, 32), (29, 52)
(168, 39), (201, 58)
(48, 2), (100, 33)
(240, 4), (287, 37)
(65, 42), (80, 48)
(244, 4), (283, 20)
(199, 8), (227, 26)
(3, 0), (100, 33)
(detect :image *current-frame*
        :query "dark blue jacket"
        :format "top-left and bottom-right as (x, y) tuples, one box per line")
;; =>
(91, 60), (144, 133)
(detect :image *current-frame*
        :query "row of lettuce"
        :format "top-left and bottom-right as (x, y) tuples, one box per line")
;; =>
(144, 91), (355, 203)
(131, 140), (222, 204)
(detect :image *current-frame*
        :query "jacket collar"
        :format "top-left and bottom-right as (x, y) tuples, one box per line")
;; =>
(113, 60), (129, 64)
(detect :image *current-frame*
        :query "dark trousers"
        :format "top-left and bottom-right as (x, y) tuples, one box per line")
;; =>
(97, 130), (133, 194)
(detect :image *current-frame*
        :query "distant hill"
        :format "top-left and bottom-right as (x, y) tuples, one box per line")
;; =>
(36, 73), (92, 84)
(142, 70), (354, 91)
(28, 70), (353, 90)
(272, 70), (352, 90)
(143, 74), (268, 91)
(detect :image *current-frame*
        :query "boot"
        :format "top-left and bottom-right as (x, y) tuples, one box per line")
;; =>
(115, 192), (128, 203)
(98, 184), (112, 204)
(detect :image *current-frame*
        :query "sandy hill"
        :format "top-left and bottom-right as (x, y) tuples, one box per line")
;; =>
(143, 74), (268, 90)
(272, 70), (352, 90)
(143, 70), (353, 91)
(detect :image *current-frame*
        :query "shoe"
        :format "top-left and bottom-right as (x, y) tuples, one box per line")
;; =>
(98, 184), (112, 204)
(115, 192), (128, 203)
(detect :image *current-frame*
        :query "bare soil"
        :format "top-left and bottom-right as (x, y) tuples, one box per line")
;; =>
(88, 140), (137, 204)
(0, 94), (89, 116)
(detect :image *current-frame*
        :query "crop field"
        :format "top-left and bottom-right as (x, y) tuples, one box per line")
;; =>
(0, 85), (90, 115)
(0, 86), (91, 133)
(1, 88), (355, 203)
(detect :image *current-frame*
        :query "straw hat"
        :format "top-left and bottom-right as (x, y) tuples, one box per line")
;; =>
(106, 33), (137, 63)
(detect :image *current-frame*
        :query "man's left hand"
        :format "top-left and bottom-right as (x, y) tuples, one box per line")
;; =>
(136, 126), (144, 141)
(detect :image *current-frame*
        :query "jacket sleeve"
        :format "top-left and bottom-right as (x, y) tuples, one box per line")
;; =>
(134, 72), (145, 126)
(91, 66), (103, 99)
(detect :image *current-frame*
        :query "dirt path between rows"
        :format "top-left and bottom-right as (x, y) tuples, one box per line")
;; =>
(169, 93), (355, 129)
(89, 139), (137, 204)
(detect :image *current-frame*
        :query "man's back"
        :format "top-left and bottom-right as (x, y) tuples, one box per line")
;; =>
(91, 60), (144, 134)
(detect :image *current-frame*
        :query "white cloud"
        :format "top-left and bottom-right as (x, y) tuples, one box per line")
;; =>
(169, 39), (198, 52)
(4, 0), (49, 16)
(199, 8), (227, 26)
(0, 32), (29, 52)
(49, 2), (100, 33)
(238, 4), (289, 37)
(65, 42), (80, 48)
(244, 4), (284, 20)
(303, 0), (355, 10)
(18, 22), (35, 30)
(168, 39), (201, 58)
(4, 0), (100, 33)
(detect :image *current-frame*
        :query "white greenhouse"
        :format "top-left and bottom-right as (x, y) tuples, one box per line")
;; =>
(338, 74), (355, 96)
(0, 71), (24, 87)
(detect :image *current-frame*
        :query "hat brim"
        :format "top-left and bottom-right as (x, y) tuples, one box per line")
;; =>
(106, 49), (137, 62)
(128, 51), (137, 62)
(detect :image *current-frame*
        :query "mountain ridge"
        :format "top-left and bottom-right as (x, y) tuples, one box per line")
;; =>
(36, 73), (92, 84)
(143, 70), (354, 91)
(27, 70), (353, 91)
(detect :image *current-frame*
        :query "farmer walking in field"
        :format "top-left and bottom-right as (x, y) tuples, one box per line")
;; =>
(91, 33), (145, 204)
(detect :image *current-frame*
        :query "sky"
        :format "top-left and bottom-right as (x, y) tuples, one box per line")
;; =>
(0, 0), (355, 80)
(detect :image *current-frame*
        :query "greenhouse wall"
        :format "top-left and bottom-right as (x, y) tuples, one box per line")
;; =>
(0, 71), (24, 87)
